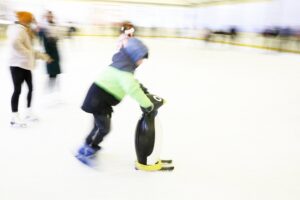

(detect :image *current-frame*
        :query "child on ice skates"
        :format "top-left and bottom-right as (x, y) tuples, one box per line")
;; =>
(76, 37), (155, 166)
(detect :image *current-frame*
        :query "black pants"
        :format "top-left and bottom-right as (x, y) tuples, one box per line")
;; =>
(85, 114), (111, 150)
(10, 67), (33, 112)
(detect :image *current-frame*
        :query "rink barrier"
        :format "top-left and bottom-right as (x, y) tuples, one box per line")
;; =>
(1, 32), (300, 54)
(70, 33), (300, 54)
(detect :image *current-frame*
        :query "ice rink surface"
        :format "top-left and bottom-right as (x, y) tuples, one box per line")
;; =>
(1, 37), (300, 200)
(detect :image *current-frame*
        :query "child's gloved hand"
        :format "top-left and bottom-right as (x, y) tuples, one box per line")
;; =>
(141, 94), (164, 115)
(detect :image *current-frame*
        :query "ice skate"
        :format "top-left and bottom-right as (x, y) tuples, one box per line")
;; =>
(10, 113), (27, 128)
(75, 145), (97, 167)
(25, 114), (39, 122)
(24, 108), (39, 122)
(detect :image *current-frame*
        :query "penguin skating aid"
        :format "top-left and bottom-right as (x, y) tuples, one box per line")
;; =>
(135, 94), (174, 171)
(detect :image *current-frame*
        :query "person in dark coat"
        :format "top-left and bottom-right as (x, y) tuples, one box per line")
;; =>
(42, 11), (61, 90)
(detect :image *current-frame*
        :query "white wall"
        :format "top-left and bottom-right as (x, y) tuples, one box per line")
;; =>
(194, 0), (300, 32)
(3, 0), (300, 32)
(279, 0), (300, 27)
(2, 0), (191, 28)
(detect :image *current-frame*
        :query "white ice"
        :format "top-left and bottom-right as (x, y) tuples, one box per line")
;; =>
(0, 37), (300, 200)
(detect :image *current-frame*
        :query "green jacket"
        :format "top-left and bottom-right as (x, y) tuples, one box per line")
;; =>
(95, 66), (153, 108)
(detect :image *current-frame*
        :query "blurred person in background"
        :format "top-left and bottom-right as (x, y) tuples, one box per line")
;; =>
(229, 27), (238, 42)
(116, 21), (135, 50)
(278, 27), (293, 51)
(40, 11), (62, 93)
(261, 27), (280, 49)
(203, 27), (212, 43)
(7, 11), (51, 127)
(67, 21), (77, 38)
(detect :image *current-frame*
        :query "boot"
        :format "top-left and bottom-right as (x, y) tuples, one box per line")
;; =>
(25, 107), (39, 121)
(11, 112), (27, 128)
(76, 144), (98, 166)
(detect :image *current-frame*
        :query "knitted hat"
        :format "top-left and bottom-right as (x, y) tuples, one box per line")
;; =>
(16, 11), (34, 24)
(124, 38), (149, 63)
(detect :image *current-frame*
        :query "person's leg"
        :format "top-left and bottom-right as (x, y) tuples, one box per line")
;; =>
(24, 70), (33, 108)
(85, 122), (100, 149)
(76, 113), (111, 165)
(24, 70), (39, 121)
(85, 113), (111, 150)
(10, 67), (27, 127)
(10, 67), (25, 112)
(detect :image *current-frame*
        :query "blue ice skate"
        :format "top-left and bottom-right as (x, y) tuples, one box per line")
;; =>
(75, 145), (97, 167)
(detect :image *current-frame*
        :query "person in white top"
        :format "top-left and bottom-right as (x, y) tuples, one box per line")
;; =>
(7, 11), (51, 127)
(116, 21), (135, 51)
